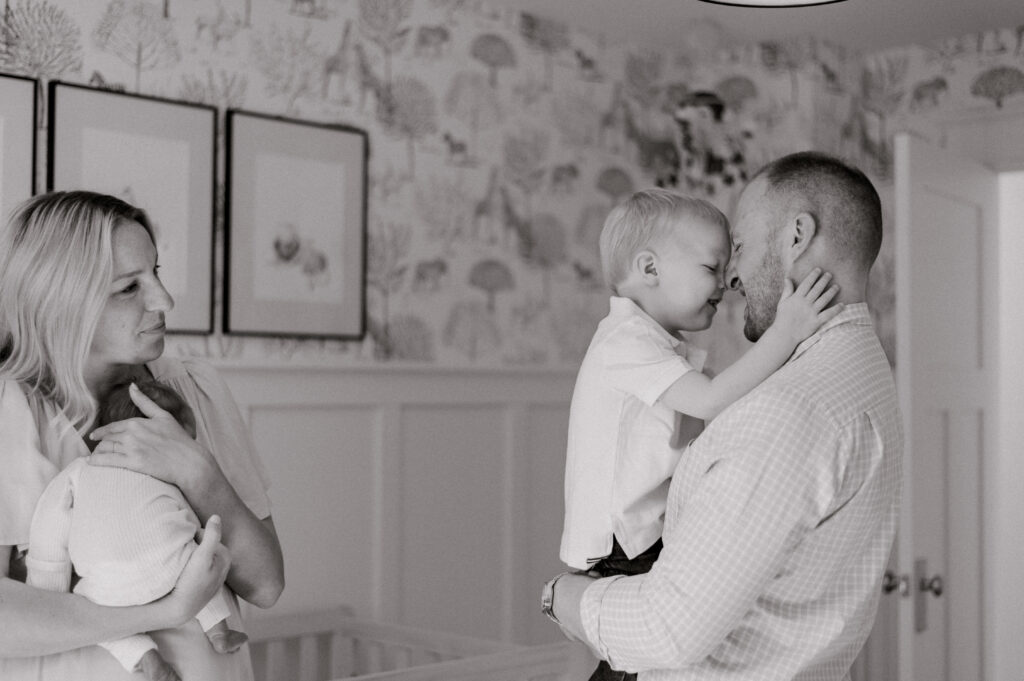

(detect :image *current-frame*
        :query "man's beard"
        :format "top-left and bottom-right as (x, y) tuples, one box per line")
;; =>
(742, 247), (785, 342)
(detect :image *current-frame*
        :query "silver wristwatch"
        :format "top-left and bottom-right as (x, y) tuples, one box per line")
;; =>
(541, 571), (570, 624)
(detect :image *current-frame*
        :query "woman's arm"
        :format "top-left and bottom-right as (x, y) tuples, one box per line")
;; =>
(0, 517), (230, 657)
(179, 461), (285, 609)
(90, 383), (285, 608)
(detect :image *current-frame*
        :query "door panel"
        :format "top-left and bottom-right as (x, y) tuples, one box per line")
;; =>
(894, 133), (997, 681)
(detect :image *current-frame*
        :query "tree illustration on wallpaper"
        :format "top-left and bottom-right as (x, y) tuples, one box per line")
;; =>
(357, 0), (411, 98)
(971, 65), (1024, 108)
(552, 89), (601, 148)
(623, 51), (663, 113)
(94, 0), (180, 92)
(759, 40), (811, 108)
(445, 70), (501, 151)
(503, 126), (548, 218)
(366, 219), (410, 359)
(444, 300), (500, 361)
(384, 76), (437, 175)
(469, 33), (515, 88)
(519, 12), (569, 92)
(525, 213), (568, 300)
(0, 0), (82, 129)
(859, 53), (908, 178)
(468, 259), (514, 313)
(251, 23), (322, 114)
(179, 68), (247, 110)
(416, 177), (472, 251)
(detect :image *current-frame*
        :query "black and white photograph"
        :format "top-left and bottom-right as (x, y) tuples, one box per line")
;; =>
(0, 1), (1021, 681)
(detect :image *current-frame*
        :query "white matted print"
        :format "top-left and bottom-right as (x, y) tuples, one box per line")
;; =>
(79, 128), (191, 304)
(252, 152), (347, 304)
(47, 81), (216, 334)
(0, 73), (37, 225)
(225, 110), (367, 339)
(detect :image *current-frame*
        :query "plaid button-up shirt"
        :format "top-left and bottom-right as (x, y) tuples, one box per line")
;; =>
(581, 303), (902, 681)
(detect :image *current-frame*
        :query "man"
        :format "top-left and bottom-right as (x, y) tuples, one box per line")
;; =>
(542, 152), (902, 681)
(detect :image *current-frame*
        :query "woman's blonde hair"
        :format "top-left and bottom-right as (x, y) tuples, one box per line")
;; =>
(0, 190), (155, 432)
(598, 188), (728, 294)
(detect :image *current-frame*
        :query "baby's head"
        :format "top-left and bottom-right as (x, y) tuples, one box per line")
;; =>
(97, 379), (197, 439)
(599, 188), (731, 334)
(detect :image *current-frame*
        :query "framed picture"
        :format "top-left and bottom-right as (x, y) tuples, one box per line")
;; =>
(0, 73), (38, 225)
(47, 81), (216, 334)
(224, 110), (368, 339)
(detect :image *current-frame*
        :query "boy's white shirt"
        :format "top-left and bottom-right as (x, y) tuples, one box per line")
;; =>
(560, 296), (706, 570)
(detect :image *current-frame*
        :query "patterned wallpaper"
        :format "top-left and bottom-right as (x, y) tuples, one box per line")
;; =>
(2, 0), (1020, 370)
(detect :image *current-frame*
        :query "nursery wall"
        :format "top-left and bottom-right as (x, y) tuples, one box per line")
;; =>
(4, 0), (1018, 371)
(4, 0), (1022, 649)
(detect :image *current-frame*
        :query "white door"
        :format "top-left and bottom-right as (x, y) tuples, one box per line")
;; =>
(892, 132), (998, 681)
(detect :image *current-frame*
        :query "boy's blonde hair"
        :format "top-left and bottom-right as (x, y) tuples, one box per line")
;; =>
(0, 191), (156, 433)
(598, 188), (728, 294)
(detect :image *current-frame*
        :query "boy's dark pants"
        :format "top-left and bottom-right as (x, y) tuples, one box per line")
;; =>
(586, 537), (663, 681)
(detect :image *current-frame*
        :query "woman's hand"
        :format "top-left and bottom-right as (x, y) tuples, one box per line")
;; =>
(160, 515), (231, 627)
(91, 382), (284, 608)
(89, 382), (214, 492)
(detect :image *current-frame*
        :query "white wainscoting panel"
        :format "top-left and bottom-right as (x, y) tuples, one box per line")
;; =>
(216, 361), (575, 646)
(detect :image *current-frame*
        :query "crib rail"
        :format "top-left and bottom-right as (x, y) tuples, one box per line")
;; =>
(351, 641), (576, 681)
(247, 607), (521, 681)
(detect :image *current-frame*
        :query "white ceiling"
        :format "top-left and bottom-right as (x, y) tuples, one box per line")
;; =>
(483, 0), (1023, 55)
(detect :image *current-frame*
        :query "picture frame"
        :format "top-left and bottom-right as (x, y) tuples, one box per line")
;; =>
(0, 73), (38, 226)
(47, 81), (216, 335)
(224, 110), (368, 340)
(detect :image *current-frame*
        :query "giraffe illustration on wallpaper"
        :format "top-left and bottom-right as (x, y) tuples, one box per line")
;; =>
(472, 167), (504, 245)
(323, 19), (353, 102)
(354, 41), (394, 120)
(499, 185), (533, 257)
(194, 5), (242, 52)
(598, 83), (628, 153)
(620, 100), (680, 188)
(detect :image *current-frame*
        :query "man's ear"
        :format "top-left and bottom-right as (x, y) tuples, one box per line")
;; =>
(634, 250), (659, 286)
(786, 212), (817, 261)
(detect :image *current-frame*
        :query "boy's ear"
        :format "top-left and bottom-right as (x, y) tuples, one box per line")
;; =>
(634, 250), (659, 285)
(785, 212), (817, 262)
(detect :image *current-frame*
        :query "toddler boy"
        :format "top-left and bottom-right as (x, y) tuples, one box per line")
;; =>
(561, 188), (840, 583)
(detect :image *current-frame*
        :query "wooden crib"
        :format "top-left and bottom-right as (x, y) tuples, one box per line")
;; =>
(246, 607), (578, 681)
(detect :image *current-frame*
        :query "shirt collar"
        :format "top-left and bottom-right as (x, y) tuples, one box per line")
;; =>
(789, 302), (874, 363)
(608, 296), (682, 348)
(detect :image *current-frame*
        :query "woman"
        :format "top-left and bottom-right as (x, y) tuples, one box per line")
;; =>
(0, 191), (285, 679)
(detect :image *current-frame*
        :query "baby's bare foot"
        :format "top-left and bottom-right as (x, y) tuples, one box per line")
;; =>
(138, 649), (181, 681)
(208, 628), (249, 654)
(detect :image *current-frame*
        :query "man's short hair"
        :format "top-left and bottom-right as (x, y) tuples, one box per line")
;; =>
(599, 188), (728, 294)
(754, 152), (883, 271)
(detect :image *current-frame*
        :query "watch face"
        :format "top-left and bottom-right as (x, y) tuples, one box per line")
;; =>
(541, 575), (559, 621)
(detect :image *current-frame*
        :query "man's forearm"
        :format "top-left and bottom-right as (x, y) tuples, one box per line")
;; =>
(550, 572), (596, 642)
